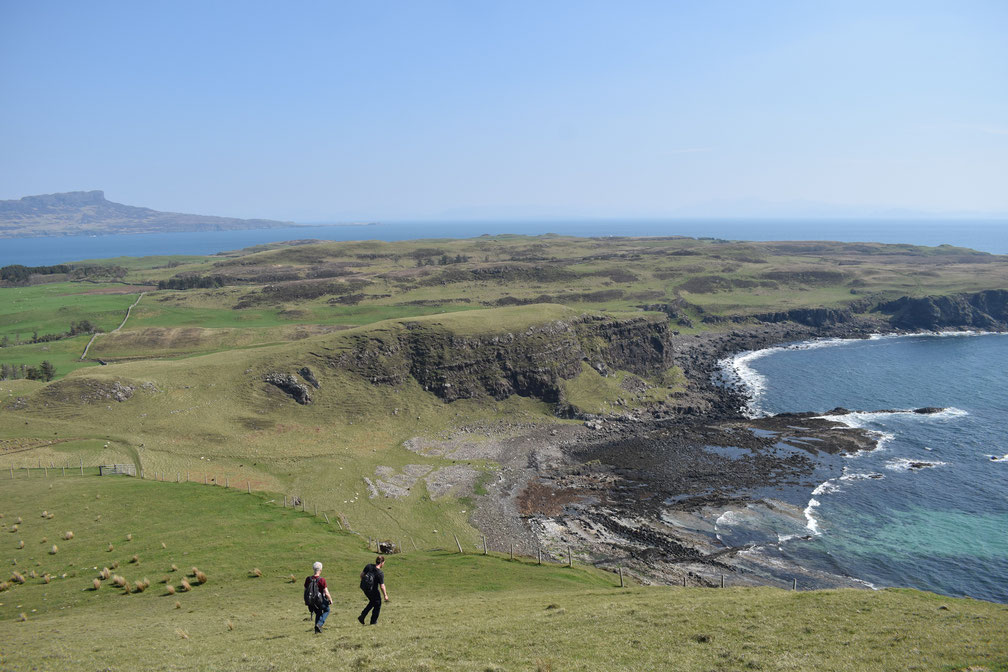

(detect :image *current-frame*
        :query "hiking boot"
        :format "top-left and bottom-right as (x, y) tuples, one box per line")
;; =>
(357, 614), (365, 625)
(314, 625), (321, 633)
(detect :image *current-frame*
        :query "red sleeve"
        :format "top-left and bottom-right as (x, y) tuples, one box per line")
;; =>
(318, 577), (327, 591)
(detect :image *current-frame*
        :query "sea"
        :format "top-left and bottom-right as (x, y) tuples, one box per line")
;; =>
(721, 333), (1008, 604)
(0, 217), (1006, 267)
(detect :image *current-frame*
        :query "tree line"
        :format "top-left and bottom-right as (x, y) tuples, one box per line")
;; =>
(0, 321), (98, 348)
(0, 360), (55, 381)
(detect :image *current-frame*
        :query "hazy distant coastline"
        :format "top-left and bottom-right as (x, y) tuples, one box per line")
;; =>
(0, 190), (301, 238)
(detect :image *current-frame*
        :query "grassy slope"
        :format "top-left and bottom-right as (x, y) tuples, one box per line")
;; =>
(1, 476), (1005, 672)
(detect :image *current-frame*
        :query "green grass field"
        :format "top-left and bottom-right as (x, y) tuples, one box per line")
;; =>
(1, 475), (1005, 672)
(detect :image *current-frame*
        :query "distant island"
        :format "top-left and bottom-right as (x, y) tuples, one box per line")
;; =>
(0, 190), (300, 238)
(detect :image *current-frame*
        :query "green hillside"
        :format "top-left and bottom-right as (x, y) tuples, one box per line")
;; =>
(1, 475), (1005, 672)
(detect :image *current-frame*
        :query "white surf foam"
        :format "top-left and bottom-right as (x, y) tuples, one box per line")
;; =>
(803, 498), (822, 535)
(885, 457), (947, 473)
(811, 479), (841, 496)
(988, 454), (1008, 463)
(839, 471), (885, 481)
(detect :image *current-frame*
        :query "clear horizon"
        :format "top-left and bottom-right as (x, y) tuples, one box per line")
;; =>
(2, 1), (1006, 223)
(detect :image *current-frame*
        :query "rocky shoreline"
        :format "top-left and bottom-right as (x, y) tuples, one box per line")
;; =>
(459, 318), (1001, 589)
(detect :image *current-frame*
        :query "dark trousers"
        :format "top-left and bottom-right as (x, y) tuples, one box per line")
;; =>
(360, 591), (382, 624)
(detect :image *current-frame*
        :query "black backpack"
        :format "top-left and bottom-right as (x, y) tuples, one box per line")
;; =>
(359, 564), (376, 593)
(304, 576), (326, 611)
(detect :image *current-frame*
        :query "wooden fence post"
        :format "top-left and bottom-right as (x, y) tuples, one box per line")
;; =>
(567, 547), (572, 568)
(323, 513), (330, 525)
(80, 459), (83, 476)
(62, 466), (65, 477)
(538, 548), (542, 565)
(314, 504), (317, 516)
(619, 567), (624, 588)
(721, 574), (725, 588)
(792, 578), (797, 590)
(44, 466), (47, 478)
(225, 477), (229, 488)
(510, 543), (514, 561)
(483, 536), (487, 555)
(186, 471), (190, 482)
(247, 481), (251, 494)
(683, 576), (687, 587)
(453, 534), (463, 554)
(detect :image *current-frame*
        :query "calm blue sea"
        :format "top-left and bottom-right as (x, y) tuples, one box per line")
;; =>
(1, 218), (1005, 266)
(725, 333), (1008, 603)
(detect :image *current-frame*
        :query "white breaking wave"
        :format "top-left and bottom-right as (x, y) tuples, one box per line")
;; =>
(811, 479), (841, 496)
(803, 498), (822, 535)
(816, 407), (968, 428)
(885, 457), (948, 472)
(840, 471), (885, 481)
(988, 454), (1008, 463)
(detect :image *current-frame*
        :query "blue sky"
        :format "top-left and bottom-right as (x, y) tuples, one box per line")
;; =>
(1, 1), (1006, 221)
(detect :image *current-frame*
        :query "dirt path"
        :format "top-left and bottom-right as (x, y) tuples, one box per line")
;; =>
(80, 292), (144, 361)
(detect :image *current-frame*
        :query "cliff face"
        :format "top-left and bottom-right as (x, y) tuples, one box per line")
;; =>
(317, 314), (674, 404)
(879, 290), (1008, 330)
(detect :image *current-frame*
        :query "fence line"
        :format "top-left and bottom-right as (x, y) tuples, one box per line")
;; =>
(2, 461), (796, 591)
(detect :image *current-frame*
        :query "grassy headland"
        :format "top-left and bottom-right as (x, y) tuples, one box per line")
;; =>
(1, 475), (1005, 671)
(1, 235), (1007, 668)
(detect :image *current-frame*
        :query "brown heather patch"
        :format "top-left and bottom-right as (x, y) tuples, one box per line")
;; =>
(180, 579), (191, 592)
(194, 570), (207, 584)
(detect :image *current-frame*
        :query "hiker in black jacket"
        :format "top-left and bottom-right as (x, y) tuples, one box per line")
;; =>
(358, 556), (389, 625)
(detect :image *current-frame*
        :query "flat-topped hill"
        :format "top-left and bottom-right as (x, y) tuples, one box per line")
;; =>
(0, 190), (296, 238)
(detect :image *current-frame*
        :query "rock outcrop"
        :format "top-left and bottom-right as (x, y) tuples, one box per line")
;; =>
(878, 290), (1008, 330)
(320, 314), (674, 404)
(264, 372), (313, 404)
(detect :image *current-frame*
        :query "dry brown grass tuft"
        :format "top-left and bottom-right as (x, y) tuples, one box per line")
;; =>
(41, 511), (48, 518)
(227, 620), (234, 631)
(49, 544), (58, 555)
(10, 524), (18, 533)
(134, 578), (150, 593)
(0, 581), (10, 592)
(194, 570), (207, 585)
(28, 569), (36, 579)
(190, 566), (198, 577)
(166, 584), (176, 595)
(112, 574), (126, 588)
(287, 573), (297, 583)
(176, 628), (189, 639)
(174, 600), (181, 609)
(62, 531), (74, 540)
(130, 554), (139, 564)
(19, 613), (27, 622)
(180, 578), (191, 592)
(99, 567), (110, 580)
(126, 533), (132, 541)
(111, 560), (119, 569)
(46, 513), (54, 519)
(16, 540), (24, 549)
(170, 563), (178, 572)
(107, 543), (114, 552)
(41, 537), (47, 543)
(92, 578), (101, 590)
(251, 568), (262, 578)
(42, 574), (51, 584)
(16, 517), (22, 524)
(12, 571), (26, 584)
(161, 541), (167, 549)
(122, 581), (132, 593)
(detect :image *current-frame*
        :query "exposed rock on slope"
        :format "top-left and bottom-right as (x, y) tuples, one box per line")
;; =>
(879, 289), (1008, 330)
(317, 314), (674, 404)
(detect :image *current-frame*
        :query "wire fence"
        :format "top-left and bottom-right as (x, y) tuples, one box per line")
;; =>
(3, 462), (804, 591)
